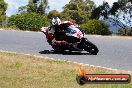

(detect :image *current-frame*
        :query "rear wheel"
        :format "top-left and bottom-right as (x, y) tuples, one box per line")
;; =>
(52, 45), (65, 53)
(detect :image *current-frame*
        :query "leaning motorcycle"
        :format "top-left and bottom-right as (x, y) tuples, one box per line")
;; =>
(41, 25), (99, 55)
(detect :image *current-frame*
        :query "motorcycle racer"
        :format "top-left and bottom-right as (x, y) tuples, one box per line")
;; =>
(41, 17), (99, 54)
(49, 17), (79, 46)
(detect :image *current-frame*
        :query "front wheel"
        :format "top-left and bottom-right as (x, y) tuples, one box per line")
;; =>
(83, 39), (99, 55)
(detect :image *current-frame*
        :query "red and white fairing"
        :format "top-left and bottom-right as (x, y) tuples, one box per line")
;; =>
(41, 27), (55, 45)
(65, 25), (84, 39)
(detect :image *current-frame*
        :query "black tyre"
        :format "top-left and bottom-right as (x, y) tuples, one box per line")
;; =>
(52, 45), (65, 53)
(83, 39), (99, 55)
(89, 43), (99, 55)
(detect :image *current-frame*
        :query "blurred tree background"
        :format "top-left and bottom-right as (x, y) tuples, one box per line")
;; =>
(81, 19), (111, 35)
(46, 0), (111, 35)
(0, 0), (8, 27)
(8, 0), (49, 31)
(1, 0), (132, 35)
(61, 0), (96, 24)
(91, 0), (132, 36)
(18, 0), (49, 15)
(8, 12), (49, 31)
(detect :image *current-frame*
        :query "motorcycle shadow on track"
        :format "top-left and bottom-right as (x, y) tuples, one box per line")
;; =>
(39, 50), (92, 55)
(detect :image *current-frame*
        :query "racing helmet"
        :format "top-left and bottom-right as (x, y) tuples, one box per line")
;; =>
(52, 17), (61, 26)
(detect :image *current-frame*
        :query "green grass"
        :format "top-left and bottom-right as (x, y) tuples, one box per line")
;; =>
(0, 51), (131, 88)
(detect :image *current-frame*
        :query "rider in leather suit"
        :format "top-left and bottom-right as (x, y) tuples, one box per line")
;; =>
(49, 17), (84, 46)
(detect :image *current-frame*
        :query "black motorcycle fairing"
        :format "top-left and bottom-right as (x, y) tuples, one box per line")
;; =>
(66, 36), (80, 43)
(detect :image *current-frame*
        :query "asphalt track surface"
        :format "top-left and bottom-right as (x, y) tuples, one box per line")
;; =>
(0, 30), (132, 71)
